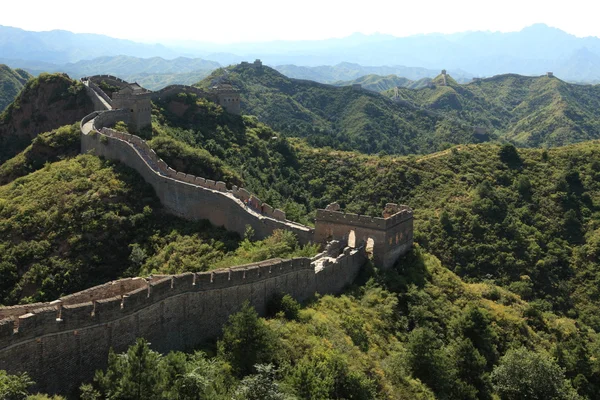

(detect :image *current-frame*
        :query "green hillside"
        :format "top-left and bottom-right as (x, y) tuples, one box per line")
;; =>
(196, 64), (483, 155)
(388, 73), (600, 147)
(0, 64), (31, 112)
(148, 95), (600, 334)
(5, 69), (600, 399)
(333, 74), (413, 92)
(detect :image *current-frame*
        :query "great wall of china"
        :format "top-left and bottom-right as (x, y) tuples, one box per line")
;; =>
(0, 70), (414, 396)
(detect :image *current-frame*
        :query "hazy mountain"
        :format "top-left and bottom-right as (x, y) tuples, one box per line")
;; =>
(3, 24), (600, 83)
(61, 55), (220, 76)
(0, 25), (178, 64)
(332, 74), (432, 92)
(274, 62), (471, 83)
(0, 55), (221, 90)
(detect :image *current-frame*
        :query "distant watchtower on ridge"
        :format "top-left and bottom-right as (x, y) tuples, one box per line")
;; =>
(112, 83), (152, 132)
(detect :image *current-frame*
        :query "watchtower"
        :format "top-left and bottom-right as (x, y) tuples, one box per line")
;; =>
(314, 203), (413, 269)
(211, 83), (241, 115)
(112, 83), (152, 132)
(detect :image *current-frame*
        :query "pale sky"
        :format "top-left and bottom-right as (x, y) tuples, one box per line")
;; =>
(2, 0), (599, 43)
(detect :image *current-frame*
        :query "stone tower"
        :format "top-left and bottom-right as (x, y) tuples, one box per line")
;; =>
(314, 203), (413, 269)
(211, 83), (241, 115)
(112, 83), (152, 132)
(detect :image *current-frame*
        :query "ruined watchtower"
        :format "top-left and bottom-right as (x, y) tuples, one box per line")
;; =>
(314, 203), (414, 269)
(112, 83), (152, 132)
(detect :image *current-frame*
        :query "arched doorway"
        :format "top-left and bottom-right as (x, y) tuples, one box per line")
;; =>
(366, 237), (375, 255)
(348, 230), (356, 248)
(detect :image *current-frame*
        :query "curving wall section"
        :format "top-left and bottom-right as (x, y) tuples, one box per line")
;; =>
(80, 109), (314, 243)
(0, 247), (365, 395)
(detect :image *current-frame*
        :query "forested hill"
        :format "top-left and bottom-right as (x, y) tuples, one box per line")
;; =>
(332, 74), (432, 92)
(0, 64), (31, 112)
(196, 64), (485, 155)
(390, 73), (600, 148)
(4, 87), (600, 397)
(0, 72), (93, 163)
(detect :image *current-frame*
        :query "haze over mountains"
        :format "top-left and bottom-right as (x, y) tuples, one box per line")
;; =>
(2, 23), (600, 83)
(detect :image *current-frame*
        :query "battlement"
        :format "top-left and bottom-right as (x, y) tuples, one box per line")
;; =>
(84, 79), (113, 107)
(316, 209), (387, 230)
(0, 257), (315, 344)
(81, 110), (313, 242)
(315, 207), (412, 231)
(0, 246), (366, 385)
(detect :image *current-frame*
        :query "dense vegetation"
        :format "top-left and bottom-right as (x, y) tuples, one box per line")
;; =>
(196, 64), (482, 155)
(115, 96), (600, 341)
(4, 65), (600, 398)
(389, 73), (600, 147)
(0, 123), (80, 185)
(0, 64), (31, 112)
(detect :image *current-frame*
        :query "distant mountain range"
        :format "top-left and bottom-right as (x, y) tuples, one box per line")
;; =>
(3, 23), (600, 83)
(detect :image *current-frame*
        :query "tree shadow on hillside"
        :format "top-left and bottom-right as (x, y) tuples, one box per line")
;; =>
(379, 247), (430, 294)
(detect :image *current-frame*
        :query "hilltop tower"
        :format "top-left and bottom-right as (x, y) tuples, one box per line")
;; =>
(314, 203), (413, 269)
(112, 83), (152, 132)
(211, 82), (241, 115)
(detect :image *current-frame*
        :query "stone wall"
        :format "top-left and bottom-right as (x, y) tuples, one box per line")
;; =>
(82, 84), (111, 111)
(81, 111), (313, 244)
(85, 80), (113, 107)
(0, 248), (366, 395)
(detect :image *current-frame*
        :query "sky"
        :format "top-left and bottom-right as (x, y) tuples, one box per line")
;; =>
(1, 0), (599, 43)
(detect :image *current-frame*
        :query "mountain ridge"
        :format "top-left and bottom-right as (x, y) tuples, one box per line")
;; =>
(3, 23), (600, 82)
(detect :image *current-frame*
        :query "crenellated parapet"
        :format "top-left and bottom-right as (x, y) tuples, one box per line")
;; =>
(0, 247), (366, 395)
(80, 110), (313, 243)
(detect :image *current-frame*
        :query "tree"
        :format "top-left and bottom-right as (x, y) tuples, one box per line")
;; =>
(0, 370), (34, 400)
(449, 338), (492, 400)
(491, 347), (581, 400)
(175, 352), (233, 400)
(234, 364), (293, 400)
(454, 307), (499, 368)
(218, 302), (278, 377)
(93, 338), (163, 400)
(405, 328), (453, 396)
(498, 144), (521, 168)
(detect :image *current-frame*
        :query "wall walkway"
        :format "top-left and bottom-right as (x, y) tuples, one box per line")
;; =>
(80, 109), (314, 243)
(0, 246), (365, 395)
